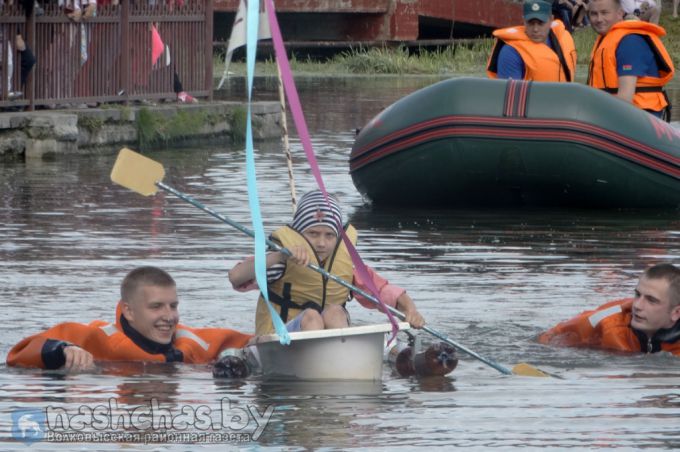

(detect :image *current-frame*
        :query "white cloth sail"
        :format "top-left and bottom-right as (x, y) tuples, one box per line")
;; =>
(217, 0), (272, 89)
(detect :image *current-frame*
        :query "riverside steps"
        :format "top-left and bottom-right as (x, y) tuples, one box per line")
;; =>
(0, 102), (281, 160)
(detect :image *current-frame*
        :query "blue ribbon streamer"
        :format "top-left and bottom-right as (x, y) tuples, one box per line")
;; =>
(245, 0), (290, 344)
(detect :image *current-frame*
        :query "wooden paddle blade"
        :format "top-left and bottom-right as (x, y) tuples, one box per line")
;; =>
(512, 362), (550, 377)
(110, 148), (165, 196)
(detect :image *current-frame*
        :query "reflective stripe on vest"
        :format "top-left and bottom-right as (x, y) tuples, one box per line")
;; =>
(175, 329), (210, 351)
(589, 305), (623, 328)
(99, 323), (119, 336)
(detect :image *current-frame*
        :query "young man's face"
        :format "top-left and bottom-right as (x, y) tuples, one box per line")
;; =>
(302, 225), (338, 262)
(524, 18), (552, 43)
(588, 0), (624, 35)
(123, 285), (179, 344)
(631, 276), (680, 337)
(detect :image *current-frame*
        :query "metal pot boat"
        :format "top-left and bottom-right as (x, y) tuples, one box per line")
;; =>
(245, 322), (411, 381)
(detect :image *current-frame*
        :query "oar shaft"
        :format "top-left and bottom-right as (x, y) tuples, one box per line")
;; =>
(156, 181), (513, 375)
(420, 325), (512, 375)
(158, 182), (256, 240)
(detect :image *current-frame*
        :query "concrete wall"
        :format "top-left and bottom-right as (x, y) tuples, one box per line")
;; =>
(0, 102), (282, 160)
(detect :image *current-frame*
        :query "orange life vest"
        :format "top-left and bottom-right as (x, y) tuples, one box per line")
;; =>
(587, 20), (674, 113)
(538, 298), (680, 355)
(487, 20), (577, 82)
(6, 301), (253, 369)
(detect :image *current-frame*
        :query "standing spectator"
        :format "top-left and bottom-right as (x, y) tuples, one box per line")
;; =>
(0, 29), (12, 98)
(71, 0), (105, 102)
(552, 0), (589, 31)
(14, 33), (36, 93)
(570, 0), (590, 28)
(620, 0), (661, 23)
(64, 0), (97, 23)
(150, 22), (197, 103)
(0, 1), (36, 100)
(587, 0), (674, 120)
(553, 0), (576, 31)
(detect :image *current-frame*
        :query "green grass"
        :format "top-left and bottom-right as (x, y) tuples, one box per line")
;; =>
(215, 16), (680, 77)
(136, 108), (213, 149)
(572, 27), (598, 66)
(77, 115), (104, 134)
(215, 43), (494, 76)
(213, 53), (343, 77)
(659, 14), (680, 70)
(332, 41), (495, 74)
(229, 106), (247, 144)
(135, 106), (246, 149)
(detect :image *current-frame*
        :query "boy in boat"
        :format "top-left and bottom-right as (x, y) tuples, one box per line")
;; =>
(7, 266), (252, 372)
(228, 190), (425, 335)
(538, 263), (680, 355)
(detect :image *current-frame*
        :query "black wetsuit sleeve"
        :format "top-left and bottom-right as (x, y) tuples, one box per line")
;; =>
(41, 340), (70, 370)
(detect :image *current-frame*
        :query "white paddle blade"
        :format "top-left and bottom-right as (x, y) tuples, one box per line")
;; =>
(110, 148), (165, 196)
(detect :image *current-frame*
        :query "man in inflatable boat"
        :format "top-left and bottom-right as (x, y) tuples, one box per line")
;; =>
(587, 0), (674, 121)
(228, 190), (425, 336)
(6, 266), (253, 372)
(487, 0), (577, 82)
(539, 263), (680, 356)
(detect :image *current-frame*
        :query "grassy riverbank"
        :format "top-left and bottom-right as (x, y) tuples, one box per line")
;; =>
(217, 12), (680, 78)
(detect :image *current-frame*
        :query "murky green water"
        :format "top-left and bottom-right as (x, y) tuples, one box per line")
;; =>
(1, 76), (680, 450)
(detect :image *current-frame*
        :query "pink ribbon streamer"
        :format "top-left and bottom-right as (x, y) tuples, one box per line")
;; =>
(265, 0), (400, 340)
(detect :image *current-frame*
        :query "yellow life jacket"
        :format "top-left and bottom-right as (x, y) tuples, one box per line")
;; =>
(487, 20), (577, 82)
(587, 20), (674, 113)
(255, 224), (358, 335)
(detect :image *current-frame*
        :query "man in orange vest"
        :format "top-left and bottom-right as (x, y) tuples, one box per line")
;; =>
(6, 266), (252, 373)
(539, 263), (680, 356)
(487, 0), (577, 82)
(587, 0), (674, 120)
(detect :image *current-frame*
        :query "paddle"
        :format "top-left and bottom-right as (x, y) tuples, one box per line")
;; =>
(110, 148), (550, 377)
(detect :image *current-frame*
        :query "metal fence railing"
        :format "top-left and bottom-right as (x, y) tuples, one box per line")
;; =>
(1, 0), (213, 110)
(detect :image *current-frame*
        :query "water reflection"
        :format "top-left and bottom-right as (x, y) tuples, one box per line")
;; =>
(250, 379), (404, 449)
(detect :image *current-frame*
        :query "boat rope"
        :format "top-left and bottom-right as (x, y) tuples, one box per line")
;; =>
(277, 63), (298, 213)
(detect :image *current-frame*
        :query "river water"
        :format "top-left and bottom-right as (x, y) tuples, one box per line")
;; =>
(1, 76), (680, 450)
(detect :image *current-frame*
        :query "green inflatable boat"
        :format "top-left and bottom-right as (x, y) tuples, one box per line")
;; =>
(349, 77), (680, 208)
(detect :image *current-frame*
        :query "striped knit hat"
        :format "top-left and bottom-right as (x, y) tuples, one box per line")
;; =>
(291, 190), (343, 236)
